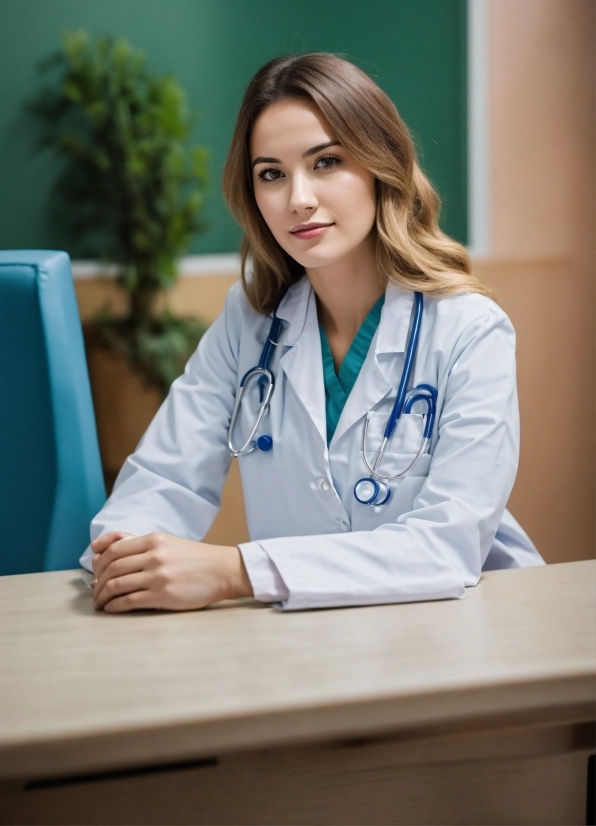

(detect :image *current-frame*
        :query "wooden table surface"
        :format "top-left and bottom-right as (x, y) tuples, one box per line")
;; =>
(0, 560), (594, 780)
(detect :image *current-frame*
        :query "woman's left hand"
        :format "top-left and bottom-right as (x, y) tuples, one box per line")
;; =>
(91, 532), (253, 613)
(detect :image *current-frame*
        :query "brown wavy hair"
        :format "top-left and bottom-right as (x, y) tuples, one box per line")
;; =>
(223, 53), (488, 314)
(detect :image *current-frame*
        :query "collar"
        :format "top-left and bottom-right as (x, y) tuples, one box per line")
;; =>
(375, 282), (415, 355)
(274, 276), (415, 355)
(274, 275), (312, 346)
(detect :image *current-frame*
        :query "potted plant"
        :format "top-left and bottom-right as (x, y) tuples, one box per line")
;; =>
(31, 30), (209, 485)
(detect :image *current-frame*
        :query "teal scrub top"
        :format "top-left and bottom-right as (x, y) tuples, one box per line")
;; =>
(319, 294), (385, 444)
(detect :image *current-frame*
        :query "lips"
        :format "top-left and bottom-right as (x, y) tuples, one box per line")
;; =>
(290, 222), (334, 240)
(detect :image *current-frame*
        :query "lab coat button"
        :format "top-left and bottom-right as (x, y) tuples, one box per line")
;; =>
(317, 477), (330, 492)
(339, 519), (350, 532)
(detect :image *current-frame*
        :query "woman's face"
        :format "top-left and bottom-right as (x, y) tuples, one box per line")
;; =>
(250, 98), (377, 273)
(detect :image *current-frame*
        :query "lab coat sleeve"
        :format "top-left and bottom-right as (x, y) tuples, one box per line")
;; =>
(239, 304), (520, 610)
(79, 285), (244, 573)
(239, 543), (290, 604)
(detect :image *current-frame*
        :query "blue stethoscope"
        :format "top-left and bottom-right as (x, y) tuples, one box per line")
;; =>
(227, 315), (283, 458)
(228, 292), (437, 507)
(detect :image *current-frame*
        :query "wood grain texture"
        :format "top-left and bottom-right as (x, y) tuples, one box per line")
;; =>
(0, 561), (593, 780)
(0, 722), (593, 824)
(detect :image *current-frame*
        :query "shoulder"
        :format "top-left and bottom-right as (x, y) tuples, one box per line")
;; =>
(223, 279), (254, 318)
(429, 290), (509, 324)
(186, 279), (267, 371)
(219, 279), (272, 338)
(425, 291), (515, 342)
(416, 292), (516, 373)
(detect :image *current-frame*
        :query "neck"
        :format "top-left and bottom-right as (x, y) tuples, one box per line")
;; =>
(307, 235), (384, 370)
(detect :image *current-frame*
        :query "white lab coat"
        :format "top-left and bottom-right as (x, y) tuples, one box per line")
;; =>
(80, 276), (544, 609)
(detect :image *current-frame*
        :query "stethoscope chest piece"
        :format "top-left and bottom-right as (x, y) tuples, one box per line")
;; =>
(354, 477), (391, 506)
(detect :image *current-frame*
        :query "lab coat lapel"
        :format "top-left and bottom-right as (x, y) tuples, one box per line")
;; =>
(329, 286), (415, 448)
(277, 279), (327, 447)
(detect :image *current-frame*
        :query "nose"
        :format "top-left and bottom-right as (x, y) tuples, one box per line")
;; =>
(288, 171), (318, 214)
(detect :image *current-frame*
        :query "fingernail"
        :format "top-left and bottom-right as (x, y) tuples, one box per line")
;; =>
(91, 578), (97, 586)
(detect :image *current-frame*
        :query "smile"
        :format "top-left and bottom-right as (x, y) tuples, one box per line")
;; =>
(290, 223), (334, 240)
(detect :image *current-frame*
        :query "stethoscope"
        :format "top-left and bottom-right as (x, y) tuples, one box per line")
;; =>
(227, 315), (283, 457)
(228, 292), (437, 507)
(354, 292), (436, 506)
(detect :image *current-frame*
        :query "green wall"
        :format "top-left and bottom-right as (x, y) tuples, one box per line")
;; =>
(0, 0), (467, 255)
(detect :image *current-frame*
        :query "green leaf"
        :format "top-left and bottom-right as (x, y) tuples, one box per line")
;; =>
(29, 28), (210, 344)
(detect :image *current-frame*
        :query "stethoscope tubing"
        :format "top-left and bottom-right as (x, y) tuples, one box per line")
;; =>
(258, 316), (283, 369)
(384, 291), (423, 440)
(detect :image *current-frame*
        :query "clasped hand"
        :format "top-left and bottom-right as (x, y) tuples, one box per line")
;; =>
(91, 532), (253, 613)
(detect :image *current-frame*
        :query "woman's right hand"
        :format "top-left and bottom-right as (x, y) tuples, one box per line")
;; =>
(89, 531), (253, 612)
(89, 532), (135, 585)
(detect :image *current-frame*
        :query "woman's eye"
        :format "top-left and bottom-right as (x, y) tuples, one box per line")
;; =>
(315, 154), (341, 170)
(258, 167), (284, 182)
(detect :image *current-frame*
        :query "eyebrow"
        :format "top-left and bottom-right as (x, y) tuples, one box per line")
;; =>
(251, 140), (340, 168)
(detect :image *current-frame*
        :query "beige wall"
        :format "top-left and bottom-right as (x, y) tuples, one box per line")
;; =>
(489, 0), (595, 271)
(475, 258), (590, 562)
(483, 0), (595, 559)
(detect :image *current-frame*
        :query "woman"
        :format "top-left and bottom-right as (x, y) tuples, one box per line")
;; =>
(81, 53), (543, 613)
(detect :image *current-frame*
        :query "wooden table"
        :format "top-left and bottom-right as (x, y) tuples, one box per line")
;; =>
(0, 560), (594, 825)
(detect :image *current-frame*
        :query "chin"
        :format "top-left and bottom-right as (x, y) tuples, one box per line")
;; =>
(287, 245), (347, 271)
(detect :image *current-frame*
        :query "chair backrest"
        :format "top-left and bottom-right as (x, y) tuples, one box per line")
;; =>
(0, 251), (106, 574)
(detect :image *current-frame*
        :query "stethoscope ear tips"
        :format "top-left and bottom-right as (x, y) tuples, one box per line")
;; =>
(257, 434), (273, 452)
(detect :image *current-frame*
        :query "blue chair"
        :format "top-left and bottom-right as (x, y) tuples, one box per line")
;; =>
(0, 251), (106, 574)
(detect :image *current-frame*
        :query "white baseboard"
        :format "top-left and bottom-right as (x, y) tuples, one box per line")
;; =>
(72, 250), (487, 280)
(72, 253), (241, 279)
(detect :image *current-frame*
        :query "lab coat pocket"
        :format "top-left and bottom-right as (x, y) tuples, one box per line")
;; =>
(374, 451), (432, 479)
(351, 456), (431, 530)
(364, 412), (430, 477)
(392, 473), (428, 514)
